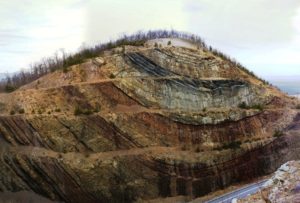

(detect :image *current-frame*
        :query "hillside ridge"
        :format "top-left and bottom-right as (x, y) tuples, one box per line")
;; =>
(0, 33), (299, 202)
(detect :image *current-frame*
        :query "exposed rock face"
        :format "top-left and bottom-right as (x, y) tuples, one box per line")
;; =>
(239, 160), (300, 203)
(0, 39), (299, 202)
(122, 52), (260, 110)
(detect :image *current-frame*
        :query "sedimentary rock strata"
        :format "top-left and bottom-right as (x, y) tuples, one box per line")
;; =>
(0, 39), (299, 202)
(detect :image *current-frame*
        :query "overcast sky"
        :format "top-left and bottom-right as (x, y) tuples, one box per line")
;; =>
(1, 0), (300, 79)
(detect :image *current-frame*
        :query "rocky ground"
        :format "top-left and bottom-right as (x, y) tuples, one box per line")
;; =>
(0, 191), (58, 203)
(239, 160), (300, 203)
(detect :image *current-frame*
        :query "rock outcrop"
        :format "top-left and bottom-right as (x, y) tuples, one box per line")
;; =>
(0, 38), (299, 202)
(239, 160), (300, 203)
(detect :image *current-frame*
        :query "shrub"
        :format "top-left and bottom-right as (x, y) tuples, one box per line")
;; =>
(295, 104), (300, 109)
(18, 109), (25, 114)
(273, 130), (283, 138)
(238, 102), (264, 111)
(195, 147), (201, 153)
(63, 67), (69, 73)
(251, 104), (264, 111)
(10, 110), (15, 115)
(74, 106), (93, 116)
(181, 145), (189, 151)
(222, 141), (242, 150)
(58, 153), (63, 159)
(167, 40), (172, 46)
(74, 107), (82, 116)
(83, 109), (93, 115)
(238, 102), (247, 109)
(5, 84), (16, 93)
(109, 73), (115, 79)
(55, 108), (61, 112)
(94, 106), (101, 113)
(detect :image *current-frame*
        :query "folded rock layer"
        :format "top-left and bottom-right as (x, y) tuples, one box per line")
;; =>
(0, 39), (299, 202)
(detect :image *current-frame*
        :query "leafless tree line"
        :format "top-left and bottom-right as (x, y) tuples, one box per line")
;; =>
(0, 30), (268, 93)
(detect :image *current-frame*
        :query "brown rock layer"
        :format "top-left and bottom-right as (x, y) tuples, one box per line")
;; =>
(0, 41), (299, 202)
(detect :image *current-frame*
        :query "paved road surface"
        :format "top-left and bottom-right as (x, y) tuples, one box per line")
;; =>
(204, 180), (268, 203)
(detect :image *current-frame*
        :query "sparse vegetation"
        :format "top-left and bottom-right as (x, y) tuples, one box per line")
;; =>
(94, 105), (101, 113)
(74, 106), (93, 116)
(251, 104), (264, 111)
(273, 130), (283, 138)
(214, 141), (242, 150)
(0, 102), (5, 112)
(63, 66), (69, 73)
(239, 102), (264, 111)
(238, 102), (247, 109)
(195, 146), (202, 153)
(109, 73), (115, 79)
(4, 84), (17, 93)
(18, 109), (25, 114)
(208, 46), (270, 85)
(223, 141), (242, 149)
(58, 153), (63, 159)
(0, 30), (270, 92)
(181, 144), (190, 151)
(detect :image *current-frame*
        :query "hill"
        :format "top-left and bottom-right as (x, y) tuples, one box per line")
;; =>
(0, 33), (299, 202)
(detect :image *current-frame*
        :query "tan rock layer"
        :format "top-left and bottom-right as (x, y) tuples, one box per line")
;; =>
(0, 44), (298, 202)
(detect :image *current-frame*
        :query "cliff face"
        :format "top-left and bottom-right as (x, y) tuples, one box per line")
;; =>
(0, 39), (299, 202)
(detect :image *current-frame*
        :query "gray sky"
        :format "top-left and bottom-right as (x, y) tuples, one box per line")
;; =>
(1, 0), (300, 79)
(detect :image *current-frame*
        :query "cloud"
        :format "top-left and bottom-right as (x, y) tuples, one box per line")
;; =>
(0, 0), (87, 72)
(0, 0), (300, 78)
(183, 0), (300, 77)
(185, 0), (300, 46)
(86, 0), (188, 44)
